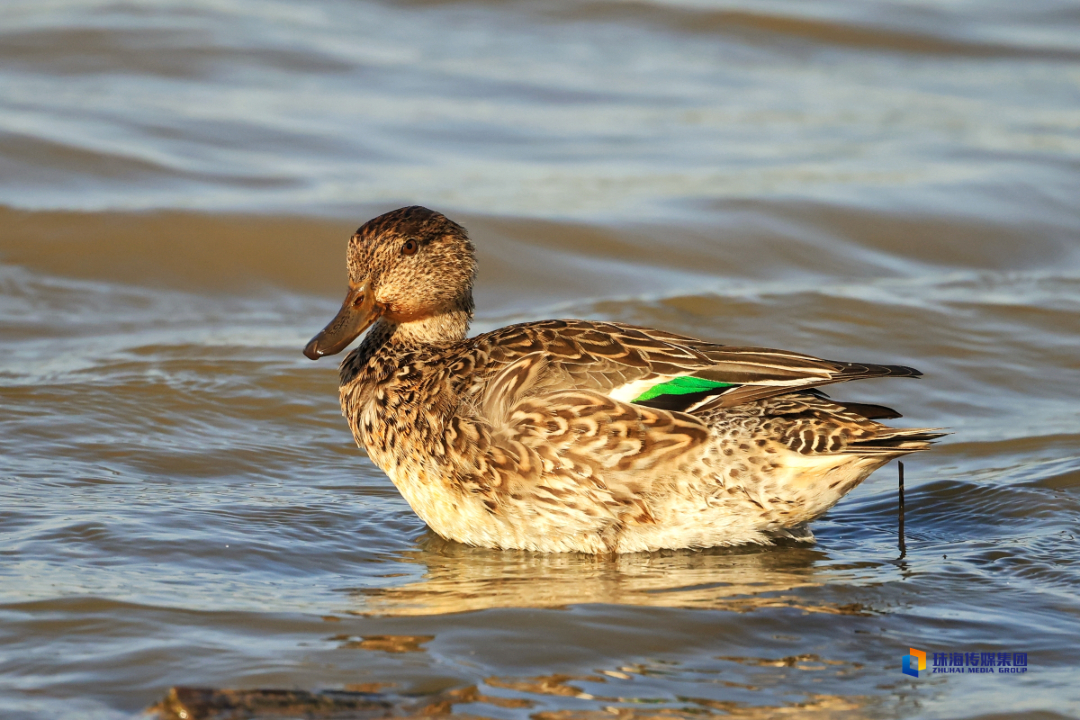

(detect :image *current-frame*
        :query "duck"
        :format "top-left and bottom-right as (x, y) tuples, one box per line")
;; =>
(304, 206), (941, 554)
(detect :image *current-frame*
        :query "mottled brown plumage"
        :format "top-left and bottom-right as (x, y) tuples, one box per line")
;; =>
(304, 206), (942, 553)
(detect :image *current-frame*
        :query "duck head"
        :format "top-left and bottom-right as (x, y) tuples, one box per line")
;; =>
(304, 206), (476, 359)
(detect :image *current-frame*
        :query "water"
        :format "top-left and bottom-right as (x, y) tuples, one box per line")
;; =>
(1, 1), (1079, 718)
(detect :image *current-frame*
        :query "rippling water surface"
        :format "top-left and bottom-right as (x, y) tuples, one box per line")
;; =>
(2, 1), (1080, 718)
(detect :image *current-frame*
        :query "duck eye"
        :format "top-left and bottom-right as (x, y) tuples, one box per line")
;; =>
(402, 239), (418, 256)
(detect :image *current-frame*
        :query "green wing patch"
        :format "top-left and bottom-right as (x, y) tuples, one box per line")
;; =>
(633, 376), (735, 403)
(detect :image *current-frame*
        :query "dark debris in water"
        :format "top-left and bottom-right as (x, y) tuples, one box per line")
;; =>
(149, 687), (394, 720)
(146, 683), (872, 720)
(149, 684), (532, 720)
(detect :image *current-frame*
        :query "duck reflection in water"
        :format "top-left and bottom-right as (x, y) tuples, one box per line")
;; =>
(347, 532), (866, 617)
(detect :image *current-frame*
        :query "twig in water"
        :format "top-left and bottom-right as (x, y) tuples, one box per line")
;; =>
(898, 461), (906, 559)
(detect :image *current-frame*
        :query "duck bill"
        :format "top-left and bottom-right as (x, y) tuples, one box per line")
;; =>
(303, 280), (380, 360)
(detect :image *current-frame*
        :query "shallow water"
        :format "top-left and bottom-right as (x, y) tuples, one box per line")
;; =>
(2, 1), (1080, 718)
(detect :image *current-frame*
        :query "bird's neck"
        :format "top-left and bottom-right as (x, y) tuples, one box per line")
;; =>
(338, 296), (473, 390)
(383, 307), (472, 346)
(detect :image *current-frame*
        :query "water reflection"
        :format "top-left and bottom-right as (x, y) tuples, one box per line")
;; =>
(330, 633), (435, 653)
(560, 694), (869, 720)
(347, 533), (866, 617)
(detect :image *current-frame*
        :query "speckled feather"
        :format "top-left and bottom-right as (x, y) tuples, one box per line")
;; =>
(315, 207), (942, 553)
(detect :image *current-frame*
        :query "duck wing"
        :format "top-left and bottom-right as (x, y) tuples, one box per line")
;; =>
(473, 320), (920, 417)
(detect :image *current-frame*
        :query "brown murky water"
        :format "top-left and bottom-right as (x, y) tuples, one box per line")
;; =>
(2, 1), (1080, 718)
